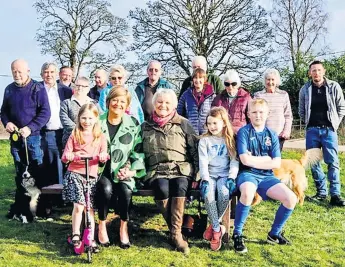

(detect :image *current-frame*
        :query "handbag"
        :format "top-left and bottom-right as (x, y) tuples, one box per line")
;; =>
(182, 196), (207, 239)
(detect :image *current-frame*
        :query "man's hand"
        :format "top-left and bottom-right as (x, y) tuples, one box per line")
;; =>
(5, 122), (18, 133)
(19, 126), (31, 138)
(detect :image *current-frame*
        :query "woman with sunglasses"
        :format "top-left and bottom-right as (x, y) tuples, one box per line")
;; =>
(212, 69), (252, 134)
(254, 68), (293, 151)
(98, 65), (144, 123)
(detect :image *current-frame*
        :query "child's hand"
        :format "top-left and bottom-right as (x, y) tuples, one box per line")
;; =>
(199, 180), (209, 200)
(65, 152), (75, 162)
(99, 152), (108, 163)
(226, 179), (236, 195)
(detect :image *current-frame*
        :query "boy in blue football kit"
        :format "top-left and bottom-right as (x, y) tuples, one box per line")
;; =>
(233, 98), (297, 253)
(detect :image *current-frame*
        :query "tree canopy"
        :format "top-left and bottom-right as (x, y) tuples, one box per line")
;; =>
(129, 0), (273, 77)
(34, 0), (128, 77)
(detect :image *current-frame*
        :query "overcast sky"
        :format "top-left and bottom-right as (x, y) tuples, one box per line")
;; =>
(1, 0), (344, 104)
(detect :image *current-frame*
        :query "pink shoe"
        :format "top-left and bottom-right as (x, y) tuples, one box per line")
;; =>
(67, 234), (84, 255)
(210, 225), (225, 251)
(203, 224), (213, 241)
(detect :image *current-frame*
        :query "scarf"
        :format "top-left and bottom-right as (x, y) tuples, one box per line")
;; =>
(192, 83), (214, 108)
(152, 110), (176, 127)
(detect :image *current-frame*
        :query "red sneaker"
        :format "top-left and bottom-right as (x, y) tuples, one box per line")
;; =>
(203, 224), (213, 241)
(210, 225), (225, 251)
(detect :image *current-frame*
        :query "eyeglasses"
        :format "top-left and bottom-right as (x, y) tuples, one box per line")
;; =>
(224, 82), (237, 87)
(75, 84), (88, 88)
(110, 76), (123, 81)
(148, 68), (160, 73)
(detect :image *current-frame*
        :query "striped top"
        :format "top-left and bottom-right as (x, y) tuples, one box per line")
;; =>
(254, 88), (293, 137)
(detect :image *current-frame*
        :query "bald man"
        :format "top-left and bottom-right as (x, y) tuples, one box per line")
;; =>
(1, 59), (51, 221)
(88, 69), (109, 101)
(135, 60), (172, 120)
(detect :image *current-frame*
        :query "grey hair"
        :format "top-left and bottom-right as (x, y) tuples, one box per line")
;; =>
(76, 76), (89, 84)
(147, 60), (162, 70)
(41, 62), (58, 75)
(192, 56), (207, 71)
(263, 68), (281, 87)
(223, 69), (241, 87)
(109, 64), (127, 81)
(152, 88), (178, 109)
(94, 69), (108, 78)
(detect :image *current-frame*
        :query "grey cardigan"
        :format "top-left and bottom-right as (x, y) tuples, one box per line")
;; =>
(60, 96), (97, 147)
(299, 77), (345, 131)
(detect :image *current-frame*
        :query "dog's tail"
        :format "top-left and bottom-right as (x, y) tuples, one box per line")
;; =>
(299, 148), (323, 168)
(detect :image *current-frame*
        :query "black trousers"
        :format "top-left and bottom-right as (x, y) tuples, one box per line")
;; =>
(151, 177), (190, 200)
(96, 176), (132, 221)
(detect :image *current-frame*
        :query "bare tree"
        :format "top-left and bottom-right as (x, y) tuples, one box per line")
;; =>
(34, 0), (129, 78)
(129, 0), (273, 77)
(270, 0), (328, 71)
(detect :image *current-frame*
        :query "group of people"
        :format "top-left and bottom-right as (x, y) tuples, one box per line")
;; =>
(1, 56), (344, 255)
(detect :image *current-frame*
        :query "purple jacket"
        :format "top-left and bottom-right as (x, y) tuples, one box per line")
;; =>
(1, 79), (51, 135)
(211, 88), (252, 134)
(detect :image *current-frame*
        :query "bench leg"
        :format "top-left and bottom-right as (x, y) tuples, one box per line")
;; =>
(221, 195), (238, 243)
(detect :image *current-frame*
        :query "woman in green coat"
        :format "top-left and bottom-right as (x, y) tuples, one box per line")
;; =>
(96, 86), (145, 249)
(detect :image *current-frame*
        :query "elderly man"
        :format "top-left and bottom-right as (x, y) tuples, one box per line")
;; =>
(88, 69), (109, 101)
(1, 59), (50, 220)
(135, 60), (172, 120)
(299, 60), (345, 206)
(40, 62), (72, 187)
(58, 66), (73, 87)
(179, 56), (222, 98)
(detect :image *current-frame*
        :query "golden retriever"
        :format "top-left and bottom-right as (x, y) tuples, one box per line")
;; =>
(251, 148), (323, 206)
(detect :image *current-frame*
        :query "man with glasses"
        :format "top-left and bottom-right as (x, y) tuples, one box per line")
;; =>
(212, 69), (252, 134)
(135, 60), (172, 120)
(88, 69), (109, 101)
(299, 60), (345, 206)
(179, 56), (222, 99)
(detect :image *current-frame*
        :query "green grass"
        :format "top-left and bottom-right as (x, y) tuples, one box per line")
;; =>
(1, 140), (345, 266)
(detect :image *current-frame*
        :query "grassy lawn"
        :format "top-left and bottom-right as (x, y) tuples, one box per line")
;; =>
(0, 140), (345, 267)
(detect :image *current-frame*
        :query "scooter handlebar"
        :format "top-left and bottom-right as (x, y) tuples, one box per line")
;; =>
(62, 155), (110, 162)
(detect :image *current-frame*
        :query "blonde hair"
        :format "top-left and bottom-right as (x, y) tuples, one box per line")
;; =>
(203, 106), (236, 158)
(106, 86), (131, 110)
(248, 98), (269, 112)
(73, 103), (102, 145)
(109, 64), (127, 82)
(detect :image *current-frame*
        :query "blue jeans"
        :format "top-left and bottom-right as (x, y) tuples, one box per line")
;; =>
(41, 129), (64, 185)
(306, 127), (340, 196)
(10, 135), (43, 188)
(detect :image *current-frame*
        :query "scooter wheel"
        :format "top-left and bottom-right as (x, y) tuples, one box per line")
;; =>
(87, 250), (92, 263)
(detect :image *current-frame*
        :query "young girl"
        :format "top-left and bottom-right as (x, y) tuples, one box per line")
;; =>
(177, 68), (215, 135)
(198, 106), (239, 251)
(62, 103), (108, 254)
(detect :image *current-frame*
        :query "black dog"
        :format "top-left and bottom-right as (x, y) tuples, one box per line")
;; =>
(8, 171), (41, 223)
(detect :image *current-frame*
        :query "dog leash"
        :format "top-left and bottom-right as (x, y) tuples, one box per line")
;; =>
(22, 136), (31, 178)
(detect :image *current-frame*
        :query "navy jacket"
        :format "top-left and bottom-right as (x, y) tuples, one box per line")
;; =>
(1, 79), (51, 135)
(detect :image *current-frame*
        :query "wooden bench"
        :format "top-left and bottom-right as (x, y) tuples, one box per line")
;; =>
(41, 184), (237, 239)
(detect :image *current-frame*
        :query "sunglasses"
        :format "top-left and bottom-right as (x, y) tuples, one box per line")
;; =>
(110, 76), (123, 81)
(224, 82), (237, 87)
